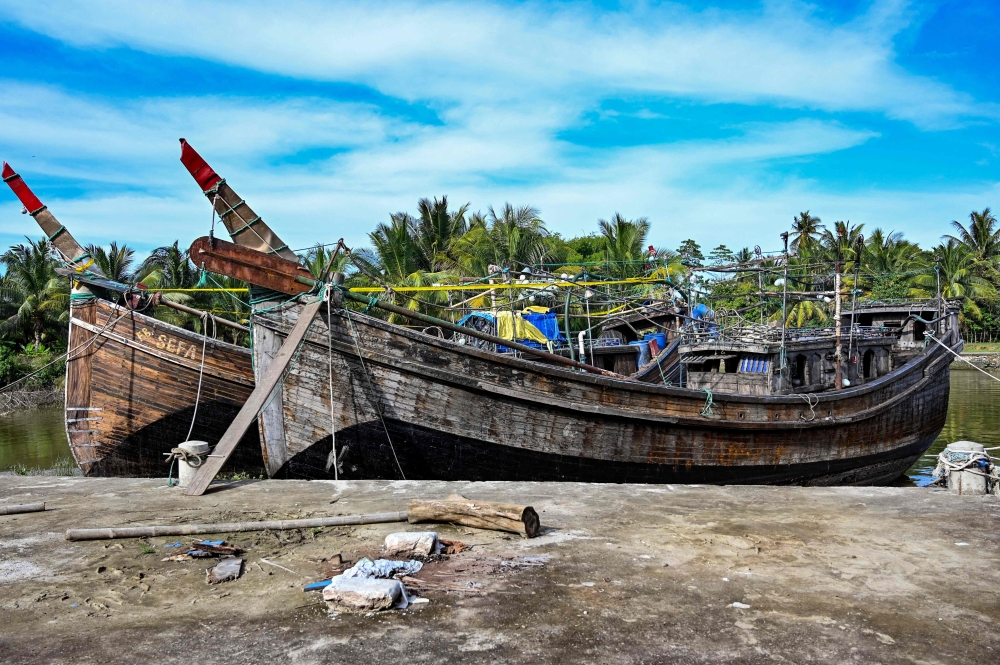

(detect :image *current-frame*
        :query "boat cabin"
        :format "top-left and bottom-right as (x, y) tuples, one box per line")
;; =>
(678, 326), (898, 396)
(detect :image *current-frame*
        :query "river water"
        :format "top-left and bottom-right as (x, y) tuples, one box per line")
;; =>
(1, 368), (997, 481)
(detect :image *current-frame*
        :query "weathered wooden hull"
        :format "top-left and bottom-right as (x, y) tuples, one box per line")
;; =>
(65, 299), (264, 477)
(253, 300), (957, 485)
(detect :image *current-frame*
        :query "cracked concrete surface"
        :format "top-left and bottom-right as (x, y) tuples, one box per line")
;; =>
(1, 477), (998, 664)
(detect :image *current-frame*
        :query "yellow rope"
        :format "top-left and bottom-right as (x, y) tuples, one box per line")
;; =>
(150, 278), (667, 295)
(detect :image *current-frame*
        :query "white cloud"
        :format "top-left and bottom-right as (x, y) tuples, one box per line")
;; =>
(0, 2), (996, 258)
(0, 0), (989, 125)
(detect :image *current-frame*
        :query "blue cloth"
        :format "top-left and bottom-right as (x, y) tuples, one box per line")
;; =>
(522, 311), (564, 342)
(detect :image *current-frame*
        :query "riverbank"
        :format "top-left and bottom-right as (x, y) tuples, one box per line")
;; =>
(1, 477), (998, 663)
(953, 352), (1000, 370)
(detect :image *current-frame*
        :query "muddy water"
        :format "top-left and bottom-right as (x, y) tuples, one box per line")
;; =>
(1, 370), (997, 480)
(0, 406), (70, 471)
(907, 368), (1000, 485)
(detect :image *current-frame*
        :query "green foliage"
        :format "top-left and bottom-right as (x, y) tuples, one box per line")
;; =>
(708, 245), (735, 265)
(676, 239), (703, 265)
(0, 238), (70, 349)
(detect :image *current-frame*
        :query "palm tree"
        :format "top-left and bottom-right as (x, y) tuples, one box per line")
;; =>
(861, 229), (925, 301)
(136, 241), (196, 289)
(945, 208), (1000, 276)
(790, 211), (824, 255)
(412, 196), (469, 272)
(300, 243), (351, 280)
(453, 203), (550, 276)
(369, 213), (423, 283)
(0, 238), (69, 349)
(85, 242), (136, 283)
(597, 213), (650, 278)
(911, 240), (995, 320)
(819, 221), (864, 264)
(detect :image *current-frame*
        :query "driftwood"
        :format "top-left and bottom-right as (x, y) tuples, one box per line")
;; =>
(0, 502), (46, 515)
(65, 510), (408, 541)
(408, 494), (541, 538)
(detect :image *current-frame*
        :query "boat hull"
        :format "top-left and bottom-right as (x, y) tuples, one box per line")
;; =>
(254, 301), (956, 485)
(65, 299), (264, 477)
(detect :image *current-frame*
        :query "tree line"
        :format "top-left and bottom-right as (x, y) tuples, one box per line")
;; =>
(1, 199), (996, 386)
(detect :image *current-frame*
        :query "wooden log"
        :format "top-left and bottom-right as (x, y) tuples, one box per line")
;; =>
(0, 502), (46, 515)
(407, 494), (541, 538)
(64, 510), (408, 541)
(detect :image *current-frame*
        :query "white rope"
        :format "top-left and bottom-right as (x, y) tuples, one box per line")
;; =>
(184, 313), (212, 443)
(925, 331), (1000, 383)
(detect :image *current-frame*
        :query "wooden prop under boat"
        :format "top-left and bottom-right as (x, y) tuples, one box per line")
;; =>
(2, 161), (263, 477)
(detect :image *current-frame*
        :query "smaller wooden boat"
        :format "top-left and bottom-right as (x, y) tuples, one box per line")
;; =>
(2, 162), (263, 477)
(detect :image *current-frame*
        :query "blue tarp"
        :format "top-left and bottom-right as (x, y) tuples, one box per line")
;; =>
(522, 311), (564, 342)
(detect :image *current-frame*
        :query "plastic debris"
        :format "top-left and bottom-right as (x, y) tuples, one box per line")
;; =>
(732, 602), (751, 609)
(304, 579), (333, 592)
(341, 557), (423, 580)
(207, 557), (243, 584)
(322, 577), (410, 611)
(164, 542), (183, 548)
(384, 532), (438, 557)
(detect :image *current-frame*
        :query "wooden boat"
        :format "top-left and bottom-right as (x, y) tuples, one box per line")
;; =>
(2, 162), (263, 477)
(172, 144), (964, 486)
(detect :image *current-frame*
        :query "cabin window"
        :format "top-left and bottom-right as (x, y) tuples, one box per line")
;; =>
(792, 354), (807, 386)
(913, 320), (926, 341)
(863, 349), (875, 380)
(738, 355), (769, 374)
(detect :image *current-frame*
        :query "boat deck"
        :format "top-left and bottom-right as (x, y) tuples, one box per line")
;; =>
(1, 477), (998, 663)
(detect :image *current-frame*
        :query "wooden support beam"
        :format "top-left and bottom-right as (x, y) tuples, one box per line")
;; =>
(185, 296), (325, 496)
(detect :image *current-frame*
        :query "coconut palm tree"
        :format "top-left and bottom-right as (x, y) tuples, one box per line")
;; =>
(412, 196), (469, 272)
(945, 208), (1000, 276)
(453, 204), (550, 277)
(85, 242), (136, 283)
(911, 240), (995, 320)
(136, 241), (196, 289)
(597, 213), (650, 278)
(0, 238), (69, 349)
(790, 211), (824, 255)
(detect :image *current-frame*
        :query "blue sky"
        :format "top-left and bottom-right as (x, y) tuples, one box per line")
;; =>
(0, 0), (997, 258)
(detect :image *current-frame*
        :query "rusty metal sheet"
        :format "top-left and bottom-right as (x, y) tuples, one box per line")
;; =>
(188, 236), (316, 296)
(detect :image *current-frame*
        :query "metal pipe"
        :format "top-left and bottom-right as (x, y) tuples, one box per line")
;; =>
(65, 510), (409, 541)
(339, 289), (619, 377)
(157, 298), (248, 333)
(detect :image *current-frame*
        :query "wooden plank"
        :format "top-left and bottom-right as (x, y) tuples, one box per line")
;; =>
(252, 316), (290, 476)
(185, 297), (324, 495)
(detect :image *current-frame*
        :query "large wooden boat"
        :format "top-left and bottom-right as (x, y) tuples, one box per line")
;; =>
(2, 162), (263, 477)
(243, 291), (960, 485)
(173, 144), (963, 486)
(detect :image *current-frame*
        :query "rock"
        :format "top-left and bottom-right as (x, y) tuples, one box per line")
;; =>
(207, 557), (243, 584)
(384, 531), (438, 557)
(322, 576), (409, 611)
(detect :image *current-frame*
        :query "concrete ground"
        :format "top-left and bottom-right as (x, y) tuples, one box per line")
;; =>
(1, 477), (998, 664)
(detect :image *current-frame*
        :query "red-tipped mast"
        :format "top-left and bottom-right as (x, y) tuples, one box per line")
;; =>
(179, 138), (222, 192)
(1, 162), (103, 277)
(177, 139), (298, 262)
(3, 162), (45, 214)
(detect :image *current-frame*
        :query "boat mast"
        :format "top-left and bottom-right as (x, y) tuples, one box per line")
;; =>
(834, 243), (843, 390)
(178, 139), (298, 263)
(2, 162), (105, 277)
(779, 231), (789, 385)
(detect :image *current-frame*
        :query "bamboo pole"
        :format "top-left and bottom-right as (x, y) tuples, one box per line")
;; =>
(0, 502), (45, 515)
(65, 510), (409, 541)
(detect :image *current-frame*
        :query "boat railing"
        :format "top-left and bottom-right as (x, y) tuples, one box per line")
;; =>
(680, 324), (898, 348)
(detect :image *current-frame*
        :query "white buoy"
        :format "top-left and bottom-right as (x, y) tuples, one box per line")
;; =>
(175, 441), (211, 488)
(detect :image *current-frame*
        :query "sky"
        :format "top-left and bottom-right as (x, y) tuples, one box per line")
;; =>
(0, 0), (998, 258)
